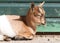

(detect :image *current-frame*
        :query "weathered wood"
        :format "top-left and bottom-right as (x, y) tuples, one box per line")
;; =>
(0, 35), (60, 43)
(0, 0), (60, 3)
(0, 3), (60, 17)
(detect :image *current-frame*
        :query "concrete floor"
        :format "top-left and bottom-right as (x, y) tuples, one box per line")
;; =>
(0, 35), (60, 43)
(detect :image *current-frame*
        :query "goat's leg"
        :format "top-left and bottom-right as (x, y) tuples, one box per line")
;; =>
(15, 32), (34, 40)
(3, 35), (11, 41)
(0, 35), (11, 41)
(13, 35), (25, 40)
(22, 32), (34, 39)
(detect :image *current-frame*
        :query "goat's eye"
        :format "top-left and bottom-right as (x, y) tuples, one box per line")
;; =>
(34, 14), (40, 17)
(34, 14), (37, 17)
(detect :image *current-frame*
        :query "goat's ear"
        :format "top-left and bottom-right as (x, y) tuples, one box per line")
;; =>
(31, 2), (35, 10)
(38, 1), (45, 7)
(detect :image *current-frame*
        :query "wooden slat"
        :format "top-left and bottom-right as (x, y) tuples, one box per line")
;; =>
(0, 0), (60, 3)
(0, 3), (60, 17)
(36, 18), (60, 32)
(37, 22), (60, 32)
(46, 18), (60, 23)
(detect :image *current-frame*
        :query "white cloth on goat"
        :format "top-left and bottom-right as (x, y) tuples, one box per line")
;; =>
(0, 15), (16, 38)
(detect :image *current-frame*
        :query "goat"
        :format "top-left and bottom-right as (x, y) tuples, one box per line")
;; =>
(0, 2), (45, 41)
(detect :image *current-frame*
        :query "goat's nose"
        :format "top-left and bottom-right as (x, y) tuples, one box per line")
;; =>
(42, 21), (46, 25)
(42, 23), (45, 25)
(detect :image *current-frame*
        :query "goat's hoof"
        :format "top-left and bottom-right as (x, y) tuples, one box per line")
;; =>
(24, 36), (34, 40)
(4, 38), (11, 41)
(13, 36), (24, 40)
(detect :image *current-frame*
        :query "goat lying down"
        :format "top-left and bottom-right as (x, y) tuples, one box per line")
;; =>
(0, 2), (45, 41)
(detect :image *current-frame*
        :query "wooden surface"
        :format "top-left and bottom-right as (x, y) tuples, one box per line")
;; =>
(0, 35), (60, 43)
(0, 0), (60, 3)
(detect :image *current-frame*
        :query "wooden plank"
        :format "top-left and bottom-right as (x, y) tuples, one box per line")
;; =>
(36, 18), (60, 32)
(0, 0), (60, 3)
(1, 35), (60, 43)
(46, 18), (60, 23)
(37, 23), (60, 32)
(0, 3), (60, 17)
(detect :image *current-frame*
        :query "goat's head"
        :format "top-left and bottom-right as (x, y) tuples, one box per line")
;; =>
(29, 2), (46, 26)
